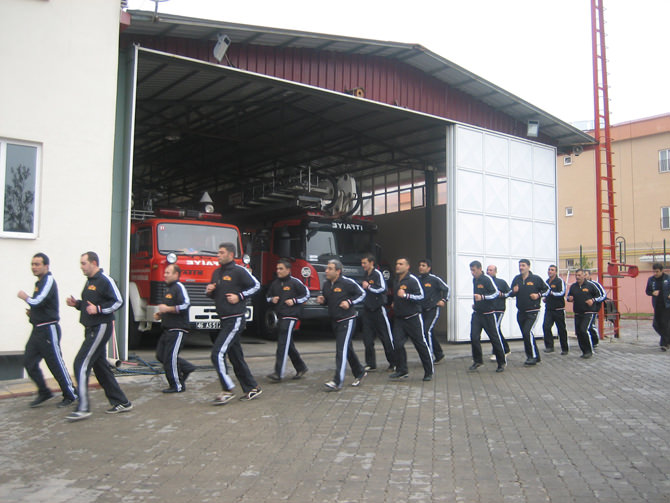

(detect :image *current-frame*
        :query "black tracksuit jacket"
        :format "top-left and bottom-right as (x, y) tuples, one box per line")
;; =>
(321, 275), (366, 322)
(472, 274), (499, 314)
(207, 261), (260, 318)
(568, 281), (602, 314)
(266, 275), (310, 319)
(509, 272), (549, 312)
(419, 273), (450, 311)
(161, 281), (190, 330)
(545, 276), (566, 311)
(362, 268), (388, 311)
(74, 269), (123, 327)
(26, 272), (59, 325)
(393, 273), (424, 319)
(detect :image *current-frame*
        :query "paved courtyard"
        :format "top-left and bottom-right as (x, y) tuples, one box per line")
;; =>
(1, 320), (669, 502)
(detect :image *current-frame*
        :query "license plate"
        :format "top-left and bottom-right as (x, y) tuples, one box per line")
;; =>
(196, 321), (220, 330)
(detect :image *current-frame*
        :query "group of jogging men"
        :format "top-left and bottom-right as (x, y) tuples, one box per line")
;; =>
(467, 259), (607, 373)
(20, 245), (667, 419)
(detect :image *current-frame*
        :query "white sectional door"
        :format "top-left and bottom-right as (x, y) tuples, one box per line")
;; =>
(447, 124), (558, 342)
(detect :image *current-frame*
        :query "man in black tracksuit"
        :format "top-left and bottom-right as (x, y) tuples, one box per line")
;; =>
(567, 268), (602, 358)
(584, 270), (607, 349)
(317, 259), (367, 390)
(486, 264), (511, 359)
(469, 261), (506, 372)
(543, 264), (569, 355)
(509, 259), (549, 366)
(207, 242), (262, 404)
(418, 259), (450, 365)
(645, 262), (670, 350)
(154, 264), (196, 393)
(389, 257), (434, 381)
(360, 254), (394, 371)
(265, 259), (309, 381)
(66, 252), (132, 421)
(18, 253), (77, 408)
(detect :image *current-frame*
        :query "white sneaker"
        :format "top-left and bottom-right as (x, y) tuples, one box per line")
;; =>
(324, 381), (340, 391)
(351, 372), (367, 387)
(66, 410), (92, 422)
(489, 354), (497, 361)
(213, 392), (235, 405)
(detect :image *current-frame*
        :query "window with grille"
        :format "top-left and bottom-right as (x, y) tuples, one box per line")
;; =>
(662, 207), (670, 230)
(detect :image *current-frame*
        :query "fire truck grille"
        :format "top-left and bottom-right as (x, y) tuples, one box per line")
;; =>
(150, 282), (211, 306)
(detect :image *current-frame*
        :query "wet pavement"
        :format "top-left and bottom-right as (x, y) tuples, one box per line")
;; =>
(1, 319), (669, 502)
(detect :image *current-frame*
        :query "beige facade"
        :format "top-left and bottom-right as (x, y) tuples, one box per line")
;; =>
(558, 114), (670, 312)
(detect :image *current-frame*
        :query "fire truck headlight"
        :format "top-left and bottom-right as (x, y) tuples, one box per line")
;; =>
(204, 203), (215, 214)
(301, 267), (311, 278)
(242, 254), (251, 265)
(166, 253), (177, 264)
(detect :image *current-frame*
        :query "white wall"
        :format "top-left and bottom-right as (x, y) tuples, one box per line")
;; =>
(0, 1), (121, 367)
(447, 124), (558, 342)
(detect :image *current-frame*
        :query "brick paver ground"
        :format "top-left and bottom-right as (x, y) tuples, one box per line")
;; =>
(1, 320), (669, 502)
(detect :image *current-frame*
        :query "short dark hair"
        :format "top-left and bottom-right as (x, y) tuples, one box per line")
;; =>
(653, 262), (664, 271)
(277, 258), (292, 269)
(470, 260), (482, 269)
(219, 242), (236, 255)
(396, 256), (410, 266)
(362, 254), (376, 265)
(519, 258), (531, 266)
(575, 268), (584, 274)
(83, 251), (99, 266)
(166, 264), (181, 277)
(33, 252), (49, 266)
(419, 258), (432, 268)
(549, 264), (557, 270)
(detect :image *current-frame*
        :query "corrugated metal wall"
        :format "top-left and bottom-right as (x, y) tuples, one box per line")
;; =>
(126, 36), (522, 136)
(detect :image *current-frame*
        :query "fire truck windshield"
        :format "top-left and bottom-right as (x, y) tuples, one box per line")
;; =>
(156, 222), (240, 256)
(305, 229), (373, 265)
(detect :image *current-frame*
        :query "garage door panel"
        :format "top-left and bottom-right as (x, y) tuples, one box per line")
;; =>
(485, 216), (509, 256)
(510, 179), (533, 218)
(456, 170), (483, 212)
(510, 141), (532, 180)
(484, 134), (509, 176)
(456, 213), (484, 253)
(456, 128), (484, 171)
(484, 174), (509, 215)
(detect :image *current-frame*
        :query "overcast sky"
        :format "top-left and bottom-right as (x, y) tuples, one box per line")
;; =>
(127, 0), (668, 126)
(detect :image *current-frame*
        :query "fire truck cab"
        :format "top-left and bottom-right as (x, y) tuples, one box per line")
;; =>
(128, 208), (252, 348)
(249, 211), (381, 335)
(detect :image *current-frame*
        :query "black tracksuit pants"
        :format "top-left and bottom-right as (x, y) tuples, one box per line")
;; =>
(361, 307), (395, 368)
(492, 311), (510, 354)
(392, 314), (433, 377)
(517, 311), (541, 361)
(73, 322), (129, 413)
(156, 329), (196, 391)
(574, 313), (597, 356)
(422, 307), (444, 360)
(332, 317), (365, 388)
(543, 309), (569, 352)
(24, 323), (77, 401)
(274, 317), (307, 378)
(470, 311), (506, 366)
(211, 315), (258, 393)
(652, 304), (670, 347)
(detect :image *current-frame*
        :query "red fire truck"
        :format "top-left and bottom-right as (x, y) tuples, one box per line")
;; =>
(127, 208), (252, 348)
(248, 210), (382, 336)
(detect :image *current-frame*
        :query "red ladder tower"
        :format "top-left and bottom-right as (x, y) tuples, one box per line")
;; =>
(591, 0), (620, 338)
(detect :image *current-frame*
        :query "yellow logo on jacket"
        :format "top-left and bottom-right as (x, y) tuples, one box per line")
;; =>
(334, 287), (342, 292)
(283, 286), (291, 291)
(424, 282), (432, 288)
(400, 285), (407, 290)
(165, 293), (173, 299)
(477, 284), (484, 289)
(527, 281), (534, 286)
(88, 285), (97, 291)
(223, 275), (232, 281)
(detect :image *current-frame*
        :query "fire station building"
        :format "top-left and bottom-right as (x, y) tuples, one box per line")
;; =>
(1, 0), (593, 375)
